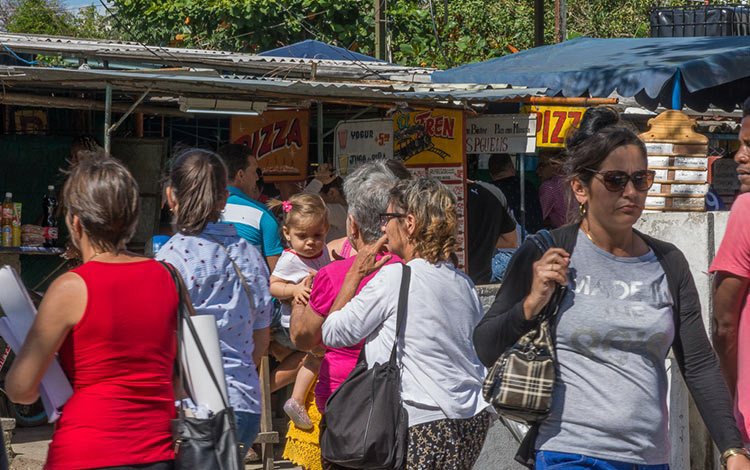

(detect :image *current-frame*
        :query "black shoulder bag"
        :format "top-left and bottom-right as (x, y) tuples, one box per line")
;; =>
(320, 264), (411, 470)
(482, 229), (568, 425)
(162, 262), (243, 470)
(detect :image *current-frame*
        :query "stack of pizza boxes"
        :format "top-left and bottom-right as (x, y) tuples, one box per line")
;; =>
(639, 110), (709, 212)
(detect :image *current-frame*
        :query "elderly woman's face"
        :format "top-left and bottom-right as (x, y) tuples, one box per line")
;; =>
(381, 203), (408, 257)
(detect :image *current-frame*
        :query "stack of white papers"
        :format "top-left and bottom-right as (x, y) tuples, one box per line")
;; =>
(0, 265), (72, 422)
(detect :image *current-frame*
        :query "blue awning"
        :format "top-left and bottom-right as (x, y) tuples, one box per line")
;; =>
(432, 36), (750, 112)
(259, 39), (385, 63)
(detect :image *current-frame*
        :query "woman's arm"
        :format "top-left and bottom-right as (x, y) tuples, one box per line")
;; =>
(329, 235), (391, 314)
(322, 268), (395, 348)
(6, 273), (86, 404)
(671, 251), (744, 452)
(472, 240), (568, 367)
(290, 302), (324, 351)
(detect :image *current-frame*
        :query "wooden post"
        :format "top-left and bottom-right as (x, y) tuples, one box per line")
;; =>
(135, 113), (144, 138)
(554, 0), (567, 43)
(104, 84), (112, 157)
(534, 0), (545, 47)
(375, 0), (387, 60)
(253, 356), (278, 470)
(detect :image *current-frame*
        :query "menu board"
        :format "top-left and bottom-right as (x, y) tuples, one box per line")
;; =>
(334, 119), (393, 175)
(466, 114), (537, 154)
(393, 108), (468, 269)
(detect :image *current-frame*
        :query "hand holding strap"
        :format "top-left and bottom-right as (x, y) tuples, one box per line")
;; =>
(529, 229), (568, 322)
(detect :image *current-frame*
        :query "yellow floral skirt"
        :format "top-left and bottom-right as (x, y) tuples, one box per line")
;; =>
(282, 381), (322, 470)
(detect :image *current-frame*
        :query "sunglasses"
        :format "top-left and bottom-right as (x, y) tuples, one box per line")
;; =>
(379, 212), (406, 226)
(585, 168), (656, 192)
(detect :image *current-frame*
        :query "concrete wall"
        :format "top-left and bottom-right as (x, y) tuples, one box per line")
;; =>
(473, 212), (731, 470)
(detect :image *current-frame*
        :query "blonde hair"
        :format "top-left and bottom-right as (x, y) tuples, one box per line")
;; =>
(63, 157), (140, 252)
(268, 193), (329, 230)
(167, 149), (228, 235)
(389, 177), (457, 264)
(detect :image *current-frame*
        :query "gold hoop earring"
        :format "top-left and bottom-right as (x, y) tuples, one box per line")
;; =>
(579, 202), (588, 217)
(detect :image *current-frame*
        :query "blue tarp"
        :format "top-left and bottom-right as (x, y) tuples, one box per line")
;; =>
(432, 36), (750, 111)
(259, 39), (384, 63)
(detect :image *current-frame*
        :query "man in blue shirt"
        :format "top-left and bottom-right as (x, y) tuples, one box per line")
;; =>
(218, 144), (283, 271)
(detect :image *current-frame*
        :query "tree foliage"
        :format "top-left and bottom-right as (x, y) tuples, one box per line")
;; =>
(1, 0), (114, 39)
(3, 0), (746, 69)
(106, 0), (745, 69)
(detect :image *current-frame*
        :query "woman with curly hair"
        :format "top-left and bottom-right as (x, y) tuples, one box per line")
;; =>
(321, 177), (493, 469)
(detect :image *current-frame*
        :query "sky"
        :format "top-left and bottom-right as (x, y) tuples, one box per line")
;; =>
(60, 0), (104, 11)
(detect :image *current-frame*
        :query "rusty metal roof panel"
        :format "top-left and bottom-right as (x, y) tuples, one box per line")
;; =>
(0, 67), (547, 106)
(0, 33), (433, 81)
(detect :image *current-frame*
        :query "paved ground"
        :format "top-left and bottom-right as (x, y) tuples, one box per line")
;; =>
(8, 425), (301, 470)
(7, 418), (526, 469)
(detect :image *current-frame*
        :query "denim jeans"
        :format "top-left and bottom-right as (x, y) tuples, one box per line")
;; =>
(491, 249), (515, 282)
(235, 411), (261, 457)
(536, 451), (670, 470)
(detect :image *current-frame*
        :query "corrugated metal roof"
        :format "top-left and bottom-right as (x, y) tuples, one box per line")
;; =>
(0, 33), (432, 82)
(0, 66), (547, 107)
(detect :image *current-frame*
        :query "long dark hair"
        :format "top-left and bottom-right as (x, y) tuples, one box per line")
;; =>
(167, 149), (228, 235)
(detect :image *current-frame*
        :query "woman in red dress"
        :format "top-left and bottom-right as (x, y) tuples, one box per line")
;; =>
(7, 157), (178, 470)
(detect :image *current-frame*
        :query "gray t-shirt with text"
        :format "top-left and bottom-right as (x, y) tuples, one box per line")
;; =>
(536, 230), (674, 465)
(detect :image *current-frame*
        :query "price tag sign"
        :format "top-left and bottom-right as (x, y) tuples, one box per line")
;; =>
(522, 105), (586, 148)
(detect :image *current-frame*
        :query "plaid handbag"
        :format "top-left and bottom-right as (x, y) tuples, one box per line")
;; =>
(482, 230), (568, 424)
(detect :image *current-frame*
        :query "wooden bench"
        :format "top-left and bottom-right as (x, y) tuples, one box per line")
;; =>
(252, 356), (278, 470)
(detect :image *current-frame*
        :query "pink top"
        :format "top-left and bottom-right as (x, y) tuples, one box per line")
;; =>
(539, 175), (575, 228)
(339, 238), (353, 259)
(710, 192), (750, 442)
(308, 252), (400, 412)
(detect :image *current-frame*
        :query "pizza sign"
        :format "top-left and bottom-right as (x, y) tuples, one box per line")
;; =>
(521, 105), (585, 148)
(230, 110), (310, 182)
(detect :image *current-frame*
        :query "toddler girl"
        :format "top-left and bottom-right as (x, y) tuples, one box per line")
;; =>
(269, 193), (331, 429)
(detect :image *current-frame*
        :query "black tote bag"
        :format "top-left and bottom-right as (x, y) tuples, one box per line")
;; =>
(162, 262), (243, 470)
(320, 264), (411, 470)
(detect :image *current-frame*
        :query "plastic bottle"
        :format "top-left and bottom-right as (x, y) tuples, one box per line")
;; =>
(12, 203), (21, 247)
(42, 186), (58, 248)
(1, 193), (13, 247)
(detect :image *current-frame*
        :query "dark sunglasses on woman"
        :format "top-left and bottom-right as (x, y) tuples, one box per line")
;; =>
(585, 168), (656, 192)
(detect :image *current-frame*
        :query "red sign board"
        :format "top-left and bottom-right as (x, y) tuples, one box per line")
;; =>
(230, 110), (310, 182)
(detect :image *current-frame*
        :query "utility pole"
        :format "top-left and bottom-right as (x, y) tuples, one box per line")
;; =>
(534, 0), (545, 47)
(374, 0), (387, 61)
(554, 0), (567, 43)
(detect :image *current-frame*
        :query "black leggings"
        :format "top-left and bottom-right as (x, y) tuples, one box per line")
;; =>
(98, 461), (174, 470)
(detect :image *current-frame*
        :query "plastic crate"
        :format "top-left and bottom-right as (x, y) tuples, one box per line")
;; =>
(650, 5), (750, 37)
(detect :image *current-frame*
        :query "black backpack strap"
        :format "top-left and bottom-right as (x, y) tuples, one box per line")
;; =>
(388, 264), (411, 365)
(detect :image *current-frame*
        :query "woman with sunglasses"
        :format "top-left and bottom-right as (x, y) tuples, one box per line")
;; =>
(473, 107), (750, 470)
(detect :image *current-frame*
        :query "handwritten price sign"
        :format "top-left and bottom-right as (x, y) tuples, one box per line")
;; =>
(522, 105), (585, 148)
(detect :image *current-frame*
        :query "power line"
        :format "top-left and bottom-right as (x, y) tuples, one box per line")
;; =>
(275, 3), (389, 80)
(97, 0), (186, 65)
(427, 0), (450, 67)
